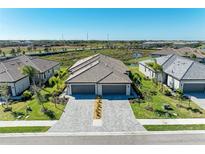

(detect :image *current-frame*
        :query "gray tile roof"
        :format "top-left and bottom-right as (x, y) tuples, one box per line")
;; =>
(67, 54), (132, 84)
(152, 47), (205, 59)
(0, 55), (59, 83)
(140, 54), (205, 80)
(163, 55), (193, 80)
(182, 62), (205, 80)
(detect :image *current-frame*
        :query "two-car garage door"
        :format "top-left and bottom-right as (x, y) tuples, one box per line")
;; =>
(102, 85), (126, 95)
(71, 85), (95, 95)
(71, 84), (127, 95)
(183, 83), (205, 93)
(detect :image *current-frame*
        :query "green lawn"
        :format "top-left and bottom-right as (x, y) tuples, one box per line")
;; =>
(129, 66), (205, 119)
(0, 126), (50, 133)
(0, 99), (65, 120)
(0, 67), (67, 121)
(144, 125), (205, 131)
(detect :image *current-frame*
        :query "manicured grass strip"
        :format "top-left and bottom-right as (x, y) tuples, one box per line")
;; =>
(144, 124), (205, 131)
(0, 126), (50, 133)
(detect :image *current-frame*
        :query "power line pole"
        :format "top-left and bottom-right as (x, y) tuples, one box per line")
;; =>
(62, 33), (65, 46)
(87, 32), (89, 41)
(107, 33), (110, 48)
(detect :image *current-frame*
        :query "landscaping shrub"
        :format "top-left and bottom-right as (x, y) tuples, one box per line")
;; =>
(23, 90), (32, 100)
(48, 76), (58, 87)
(43, 109), (56, 119)
(154, 109), (176, 118)
(44, 93), (52, 101)
(144, 106), (154, 112)
(94, 98), (102, 119)
(187, 107), (203, 114)
(51, 96), (69, 105)
(131, 83), (144, 99)
(163, 104), (173, 111)
(3, 107), (12, 112)
(150, 90), (157, 96)
(26, 106), (32, 112)
(11, 111), (24, 118)
(164, 89), (172, 96)
(59, 71), (67, 79)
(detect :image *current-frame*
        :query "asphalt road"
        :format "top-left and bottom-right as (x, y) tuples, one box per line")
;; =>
(1, 131), (205, 145)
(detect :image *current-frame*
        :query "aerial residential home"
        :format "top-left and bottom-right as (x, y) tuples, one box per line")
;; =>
(151, 47), (205, 63)
(0, 55), (60, 97)
(139, 54), (205, 93)
(66, 54), (132, 96)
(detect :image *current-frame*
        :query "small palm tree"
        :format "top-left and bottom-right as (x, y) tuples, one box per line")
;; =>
(33, 86), (46, 111)
(16, 47), (21, 55)
(10, 48), (16, 56)
(176, 88), (183, 103)
(2, 52), (6, 57)
(0, 84), (10, 108)
(0, 49), (2, 56)
(21, 65), (38, 85)
(147, 60), (163, 90)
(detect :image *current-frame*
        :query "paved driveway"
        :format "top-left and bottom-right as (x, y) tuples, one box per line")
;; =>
(49, 96), (145, 132)
(186, 93), (205, 109)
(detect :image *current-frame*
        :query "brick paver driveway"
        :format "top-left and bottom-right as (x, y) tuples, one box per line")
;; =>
(49, 96), (145, 132)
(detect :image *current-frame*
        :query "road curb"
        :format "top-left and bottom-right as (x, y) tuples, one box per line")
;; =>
(1, 130), (205, 137)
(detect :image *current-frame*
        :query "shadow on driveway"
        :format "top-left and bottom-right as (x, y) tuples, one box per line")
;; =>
(70, 94), (132, 100)
(186, 92), (205, 109)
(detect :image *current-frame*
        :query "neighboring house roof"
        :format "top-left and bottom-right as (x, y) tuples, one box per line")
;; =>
(67, 54), (132, 84)
(152, 47), (205, 59)
(139, 54), (205, 80)
(0, 55), (60, 83)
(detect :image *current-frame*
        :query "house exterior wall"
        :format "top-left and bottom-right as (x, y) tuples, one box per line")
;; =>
(139, 63), (154, 79)
(167, 75), (181, 90)
(0, 76), (30, 97)
(37, 64), (60, 83)
(139, 63), (164, 82)
(13, 76), (30, 96)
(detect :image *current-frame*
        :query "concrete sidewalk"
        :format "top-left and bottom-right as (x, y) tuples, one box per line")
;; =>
(137, 118), (205, 125)
(0, 120), (58, 127)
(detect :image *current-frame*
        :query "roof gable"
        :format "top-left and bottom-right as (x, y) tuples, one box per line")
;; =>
(67, 54), (131, 84)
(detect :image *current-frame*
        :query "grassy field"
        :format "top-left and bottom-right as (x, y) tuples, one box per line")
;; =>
(0, 126), (50, 133)
(0, 45), (81, 55)
(144, 125), (205, 131)
(129, 66), (205, 119)
(42, 49), (154, 68)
